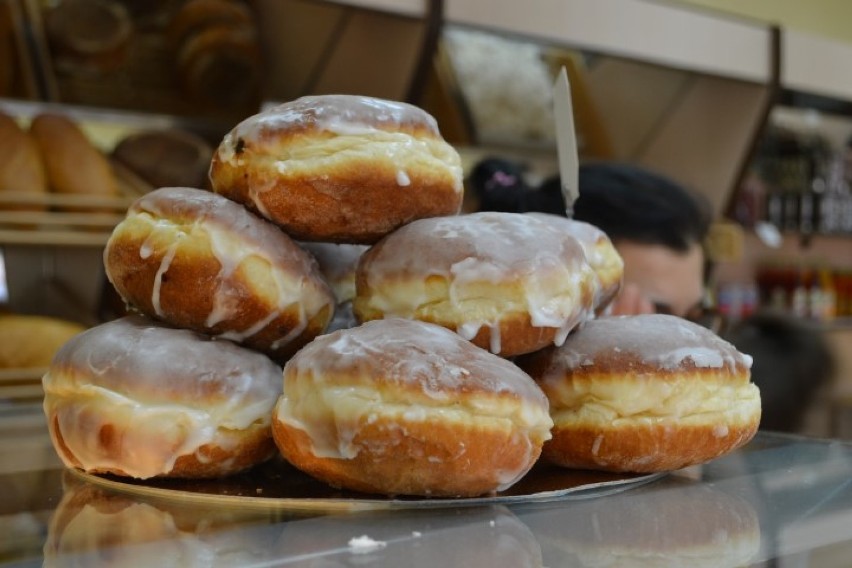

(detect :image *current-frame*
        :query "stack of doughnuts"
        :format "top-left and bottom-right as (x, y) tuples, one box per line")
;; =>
(43, 93), (761, 496)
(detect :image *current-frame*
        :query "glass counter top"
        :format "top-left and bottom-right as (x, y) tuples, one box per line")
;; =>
(2, 401), (852, 567)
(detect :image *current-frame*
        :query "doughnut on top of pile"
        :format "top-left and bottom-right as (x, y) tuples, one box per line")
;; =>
(209, 94), (465, 244)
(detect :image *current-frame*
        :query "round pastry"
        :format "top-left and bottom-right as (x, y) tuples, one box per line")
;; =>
(176, 24), (262, 109)
(166, 0), (255, 50)
(518, 314), (761, 473)
(43, 0), (132, 76)
(42, 316), (283, 479)
(103, 186), (335, 362)
(353, 212), (599, 357)
(111, 128), (214, 189)
(272, 318), (554, 497)
(209, 94), (464, 244)
(526, 213), (623, 312)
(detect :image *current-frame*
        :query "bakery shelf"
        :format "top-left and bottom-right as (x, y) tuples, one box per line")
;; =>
(19, 0), (262, 126)
(311, 0), (773, 83)
(0, 368), (45, 402)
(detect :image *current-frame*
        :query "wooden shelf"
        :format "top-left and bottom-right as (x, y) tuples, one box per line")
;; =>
(318, 0), (773, 82)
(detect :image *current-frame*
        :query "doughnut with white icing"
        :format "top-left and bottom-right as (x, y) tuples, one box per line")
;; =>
(209, 94), (464, 244)
(103, 187), (335, 362)
(353, 212), (599, 357)
(272, 318), (554, 497)
(42, 316), (283, 479)
(518, 314), (761, 472)
(525, 213), (623, 313)
(299, 241), (369, 332)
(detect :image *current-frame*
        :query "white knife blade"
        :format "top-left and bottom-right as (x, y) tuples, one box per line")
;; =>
(553, 66), (579, 216)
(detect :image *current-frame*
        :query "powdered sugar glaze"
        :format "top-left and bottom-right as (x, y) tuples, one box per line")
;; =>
(358, 212), (598, 350)
(545, 314), (753, 376)
(229, 95), (441, 143)
(45, 316), (282, 406)
(286, 318), (548, 404)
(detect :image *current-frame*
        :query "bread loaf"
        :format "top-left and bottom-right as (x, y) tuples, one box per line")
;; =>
(30, 113), (120, 200)
(0, 111), (48, 210)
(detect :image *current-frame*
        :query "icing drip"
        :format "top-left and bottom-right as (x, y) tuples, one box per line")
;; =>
(117, 187), (333, 346)
(151, 239), (181, 317)
(358, 212), (598, 353)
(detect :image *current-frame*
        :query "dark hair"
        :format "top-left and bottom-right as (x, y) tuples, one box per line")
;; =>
(725, 312), (834, 433)
(569, 162), (712, 252)
(469, 157), (564, 214)
(475, 160), (711, 252)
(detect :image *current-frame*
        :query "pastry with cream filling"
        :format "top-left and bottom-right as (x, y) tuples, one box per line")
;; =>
(209, 94), (464, 244)
(43, 316), (283, 479)
(103, 186), (335, 362)
(271, 318), (554, 497)
(353, 212), (599, 357)
(518, 314), (761, 472)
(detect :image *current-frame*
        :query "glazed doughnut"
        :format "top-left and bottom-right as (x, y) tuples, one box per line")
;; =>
(42, 316), (283, 479)
(271, 318), (554, 497)
(518, 314), (761, 472)
(353, 212), (599, 357)
(526, 213), (623, 312)
(104, 186), (335, 362)
(209, 94), (464, 243)
(299, 242), (369, 331)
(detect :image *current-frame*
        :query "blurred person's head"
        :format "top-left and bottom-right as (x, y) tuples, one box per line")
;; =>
(571, 162), (712, 318)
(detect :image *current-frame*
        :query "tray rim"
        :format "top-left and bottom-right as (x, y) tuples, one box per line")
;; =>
(67, 466), (667, 513)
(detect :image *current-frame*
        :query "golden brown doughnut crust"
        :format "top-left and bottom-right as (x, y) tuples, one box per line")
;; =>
(272, 318), (553, 497)
(353, 212), (598, 357)
(104, 187), (335, 362)
(518, 314), (761, 473)
(209, 94), (464, 244)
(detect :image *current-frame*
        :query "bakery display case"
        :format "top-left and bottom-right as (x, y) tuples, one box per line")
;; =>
(4, 2), (852, 566)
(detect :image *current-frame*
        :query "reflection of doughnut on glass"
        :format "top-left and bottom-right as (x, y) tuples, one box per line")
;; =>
(273, 506), (543, 568)
(104, 187), (335, 362)
(526, 213), (624, 313)
(44, 473), (278, 568)
(272, 318), (554, 497)
(519, 314), (761, 472)
(209, 94), (464, 244)
(354, 212), (599, 357)
(524, 482), (760, 568)
(43, 316), (283, 479)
